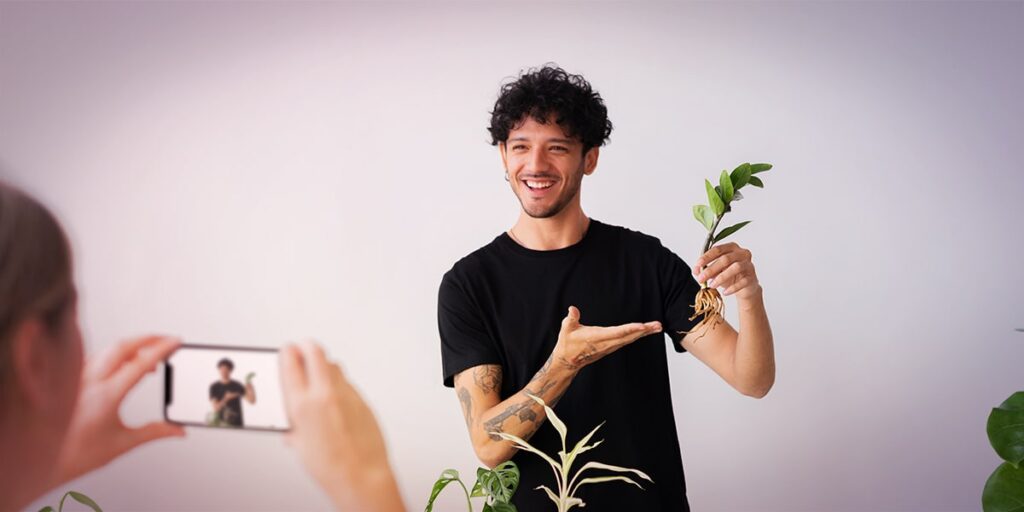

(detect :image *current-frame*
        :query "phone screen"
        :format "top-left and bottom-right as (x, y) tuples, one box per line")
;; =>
(164, 344), (289, 432)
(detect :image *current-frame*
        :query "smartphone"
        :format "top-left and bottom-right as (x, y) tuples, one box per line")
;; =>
(164, 343), (290, 432)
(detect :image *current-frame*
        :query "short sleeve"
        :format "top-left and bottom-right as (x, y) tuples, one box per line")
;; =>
(209, 383), (219, 399)
(437, 271), (502, 388)
(657, 240), (703, 352)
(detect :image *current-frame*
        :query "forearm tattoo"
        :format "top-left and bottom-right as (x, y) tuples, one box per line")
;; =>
(483, 357), (567, 441)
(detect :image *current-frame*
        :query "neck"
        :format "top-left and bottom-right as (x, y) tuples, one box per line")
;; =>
(0, 413), (57, 511)
(510, 203), (590, 251)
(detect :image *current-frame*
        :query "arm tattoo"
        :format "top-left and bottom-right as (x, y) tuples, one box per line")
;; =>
(483, 375), (559, 441)
(457, 386), (473, 429)
(473, 365), (502, 394)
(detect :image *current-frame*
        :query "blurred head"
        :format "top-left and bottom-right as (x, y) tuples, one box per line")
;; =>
(218, 358), (234, 380)
(489, 65), (612, 219)
(0, 181), (83, 483)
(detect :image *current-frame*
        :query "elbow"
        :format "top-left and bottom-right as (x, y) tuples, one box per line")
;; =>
(474, 439), (512, 469)
(739, 377), (774, 399)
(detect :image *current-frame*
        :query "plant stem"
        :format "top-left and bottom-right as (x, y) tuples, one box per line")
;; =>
(457, 479), (473, 512)
(700, 214), (724, 286)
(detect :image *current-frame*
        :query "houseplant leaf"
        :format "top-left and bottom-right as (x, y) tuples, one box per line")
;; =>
(65, 492), (102, 512)
(730, 163), (752, 189)
(749, 163), (773, 174)
(719, 170), (734, 203)
(988, 392), (1024, 467)
(693, 205), (715, 232)
(571, 475), (646, 495)
(748, 175), (764, 188)
(425, 469), (467, 512)
(713, 221), (752, 244)
(983, 462), (1024, 512)
(706, 179), (725, 216)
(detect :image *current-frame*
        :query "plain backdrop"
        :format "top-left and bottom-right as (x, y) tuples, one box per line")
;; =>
(2, 1), (1022, 511)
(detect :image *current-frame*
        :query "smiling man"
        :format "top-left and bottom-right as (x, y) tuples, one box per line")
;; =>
(437, 65), (776, 510)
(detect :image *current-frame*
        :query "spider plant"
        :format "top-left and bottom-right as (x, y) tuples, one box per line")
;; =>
(688, 162), (773, 337)
(492, 394), (652, 512)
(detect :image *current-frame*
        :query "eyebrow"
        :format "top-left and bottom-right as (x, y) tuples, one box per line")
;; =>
(507, 137), (576, 144)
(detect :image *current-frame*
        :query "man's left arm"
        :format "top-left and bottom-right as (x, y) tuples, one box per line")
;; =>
(680, 242), (775, 398)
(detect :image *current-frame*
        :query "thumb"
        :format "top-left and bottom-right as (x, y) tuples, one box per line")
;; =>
(127, 421), (185, 450)
(561, 306), (581, 331)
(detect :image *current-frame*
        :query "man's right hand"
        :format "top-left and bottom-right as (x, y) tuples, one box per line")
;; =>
(551, 305), (662, 371)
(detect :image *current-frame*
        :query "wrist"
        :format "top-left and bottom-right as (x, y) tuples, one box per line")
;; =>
(326, 462), (400, 511)
(737, 285), (765, 311)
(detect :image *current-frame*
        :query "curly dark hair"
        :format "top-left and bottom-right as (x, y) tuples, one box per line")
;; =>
(488, 64), (612, 153)
(217, 358), (234, 371)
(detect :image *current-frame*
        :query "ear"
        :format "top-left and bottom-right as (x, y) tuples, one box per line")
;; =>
(8, 319), (54, 411)
(583, 146), (600, 176)
(498, 141), (509, 172)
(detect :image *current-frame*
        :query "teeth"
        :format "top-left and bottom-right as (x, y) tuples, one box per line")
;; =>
(526, 180), (553, 189)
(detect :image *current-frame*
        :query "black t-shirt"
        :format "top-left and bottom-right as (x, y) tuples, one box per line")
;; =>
(210, 380), (246, 427)
(438, 219), (702, 511)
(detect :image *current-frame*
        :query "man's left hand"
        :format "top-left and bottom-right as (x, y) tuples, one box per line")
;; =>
(692, 242), (763, 302)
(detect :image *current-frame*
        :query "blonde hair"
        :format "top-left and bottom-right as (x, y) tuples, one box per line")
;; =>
(0, 181), (75, 383)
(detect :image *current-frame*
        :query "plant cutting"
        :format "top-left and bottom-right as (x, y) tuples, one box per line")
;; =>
(687, 162), (774, 337)
(492, 394), (652, 512)
(425, 460), (520, 512)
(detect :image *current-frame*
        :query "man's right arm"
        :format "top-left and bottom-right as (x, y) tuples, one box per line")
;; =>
(454, 305), (661, 468)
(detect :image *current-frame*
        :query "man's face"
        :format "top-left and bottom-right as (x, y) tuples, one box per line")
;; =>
(219, 365), (232, 380)
(500, 115), (597, 219)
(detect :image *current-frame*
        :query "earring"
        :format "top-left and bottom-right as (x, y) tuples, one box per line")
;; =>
(504, 171), (510, 182)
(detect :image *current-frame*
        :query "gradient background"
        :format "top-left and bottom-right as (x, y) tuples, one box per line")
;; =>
(2, 1), (1022, 511)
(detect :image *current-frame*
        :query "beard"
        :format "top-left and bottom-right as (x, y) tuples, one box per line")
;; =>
(515, 166), (584, 219)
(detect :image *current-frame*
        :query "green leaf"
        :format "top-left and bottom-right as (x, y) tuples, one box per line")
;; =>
(705, 179), (725, 216)
(473, 461), (519, 504)
(490, 503), (517, 512)
(713, 221), (752, 244)
(730, 163), (752, 189)
(749, 163), (773, 174)
(693, 205), (714, 231)
(719, 170), (734, 203)
(748, 175), (764, 188)
(424, 469), (466, 512)
(66, 492), (102, 512)
(39, 507), (55, 512)
(988, 392), (1024, 467)
(983, 461), (1024, 512)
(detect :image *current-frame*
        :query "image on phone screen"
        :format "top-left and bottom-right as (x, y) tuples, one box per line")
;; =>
(164, 344), (289, 432)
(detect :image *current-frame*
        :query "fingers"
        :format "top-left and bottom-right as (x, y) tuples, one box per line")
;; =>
(125, 421), (185, 451)
(298, 341), (331, 391)
(109, 337), (182, 400)
(709, 261), (744, 292)
(693, 243), (750, 279)
(723, 275), (754, 296)
(89, 335), (176, 382)
(279, 343), (308, 406)
(696, 249), (751, 284)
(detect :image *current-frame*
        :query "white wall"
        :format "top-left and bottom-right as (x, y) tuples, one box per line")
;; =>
(2, 2), (1022, 511)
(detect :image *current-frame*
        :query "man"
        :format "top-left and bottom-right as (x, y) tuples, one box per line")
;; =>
(437, 65), (775, 510)
(209, 358), (256, 428)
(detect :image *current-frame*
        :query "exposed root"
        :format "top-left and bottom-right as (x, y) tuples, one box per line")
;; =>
(678, 286), (724, 341)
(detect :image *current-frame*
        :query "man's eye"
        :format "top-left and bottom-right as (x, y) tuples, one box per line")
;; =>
(512, 144), (527, 151)
(550, 146), (568, 152)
